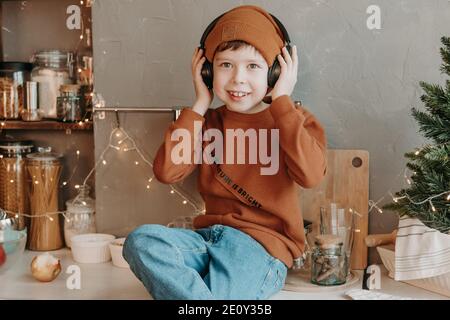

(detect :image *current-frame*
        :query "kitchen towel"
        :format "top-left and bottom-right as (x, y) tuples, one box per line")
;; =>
(395, 216), (450, 280)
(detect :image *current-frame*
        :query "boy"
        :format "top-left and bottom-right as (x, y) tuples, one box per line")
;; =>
(123, 5), (327, 300)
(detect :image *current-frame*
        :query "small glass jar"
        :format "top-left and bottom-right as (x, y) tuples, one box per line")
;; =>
(31, 50), (74, 119)
(64, 184), (96, 248)
(57, 84), (82, 122)
(311, 234), (348, 286)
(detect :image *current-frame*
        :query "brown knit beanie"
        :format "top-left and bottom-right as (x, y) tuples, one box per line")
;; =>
(204, 5), (285, 67)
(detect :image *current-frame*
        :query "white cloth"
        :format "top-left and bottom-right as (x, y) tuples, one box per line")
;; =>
(395, 216), (450, 281)
(346, 289), (414, 300)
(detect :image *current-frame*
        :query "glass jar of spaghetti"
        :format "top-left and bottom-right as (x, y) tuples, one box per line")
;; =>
(0, 139), (34, 231)
(25, 147), (63, 251)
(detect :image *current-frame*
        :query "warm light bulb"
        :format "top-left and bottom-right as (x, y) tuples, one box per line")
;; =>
(62, 181), (67, 186)
(102, 160), (107, 165)
(135, 161), (139, 165)
(49, 216), (54, 222)
(80, 35), (84, 40)
(146, 185), (150, 189)
(78, 121), (83, 125)
(182, 200), (187, 204)
(170, 190), (175, 194)
(415, 150), (420, 155)
(429, 200), (436, 212)
(80, 0), (84, 4)
(76, 150), (80, 156)
(78, 68), (82, 73)
(9, 179), (14, 183)
(75, 184), (80, 189)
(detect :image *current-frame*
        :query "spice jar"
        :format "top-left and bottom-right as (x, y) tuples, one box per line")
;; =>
(0, 139), (34, 231)
(57, 84), (82, 122)
(31, 51), (74, 119)
(0, 62), (33, 119)
(64, 184), (96, 248)
(26, 147), (63, 251)
(21, 81), (42, 121)
(311, 234), (348, 286)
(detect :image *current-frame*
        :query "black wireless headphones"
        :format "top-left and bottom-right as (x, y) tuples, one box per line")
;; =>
(199, 12), (292, 89)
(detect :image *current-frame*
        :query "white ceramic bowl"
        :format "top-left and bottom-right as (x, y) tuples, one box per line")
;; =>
(71, 233), (115, 263)
(109, 237), (129, 268)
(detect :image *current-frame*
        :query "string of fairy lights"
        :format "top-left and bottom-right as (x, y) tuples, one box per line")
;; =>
(0, 0), (204, 223)
(368, 143), (450, 215)
(2, 0), (449, 227)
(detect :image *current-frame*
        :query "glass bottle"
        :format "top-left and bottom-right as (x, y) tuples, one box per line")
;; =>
(64, 184), (96, 248)
(311, 234), (348, 286)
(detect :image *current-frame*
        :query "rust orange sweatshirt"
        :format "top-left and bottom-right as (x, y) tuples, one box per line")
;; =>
(153, 95), (327, 268)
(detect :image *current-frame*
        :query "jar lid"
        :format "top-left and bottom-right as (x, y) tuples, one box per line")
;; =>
(0, 61), (33, 72)
(26, 147), (63, 161)
(0, 138), (34, 154)
(60, 84), (80, 93)
(314, 234), (343, 248)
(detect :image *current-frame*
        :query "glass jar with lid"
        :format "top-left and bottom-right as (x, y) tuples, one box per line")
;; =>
(64, 184), (96, 248)
(0, 62), (33, 119)
(311, 234), (348, 286)
(57, 84), (82, 122)
(0, 139), (34, 231)
(26, 147), (63, 251)
(31, 50), (74, 119)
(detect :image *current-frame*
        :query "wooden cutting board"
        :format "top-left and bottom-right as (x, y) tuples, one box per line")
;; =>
(299, 149), (369, 270)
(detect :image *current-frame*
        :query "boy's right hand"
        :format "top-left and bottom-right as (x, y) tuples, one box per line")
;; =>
(191, 48), (213, 116)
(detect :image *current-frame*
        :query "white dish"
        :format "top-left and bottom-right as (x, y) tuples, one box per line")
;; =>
(71, 233), (115, 263)
(109, 237), (129, 268)
(377, 245), (450, 298)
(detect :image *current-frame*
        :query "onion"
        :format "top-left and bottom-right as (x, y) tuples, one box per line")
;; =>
(30, 253), (61, 282)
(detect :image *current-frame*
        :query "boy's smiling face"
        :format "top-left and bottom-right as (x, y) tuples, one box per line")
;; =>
(212, 45), (269, 113)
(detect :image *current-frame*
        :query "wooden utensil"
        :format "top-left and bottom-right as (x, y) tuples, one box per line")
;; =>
(365, 230), (397, 247)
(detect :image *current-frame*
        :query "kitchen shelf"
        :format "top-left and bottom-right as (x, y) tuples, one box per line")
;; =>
(0, 120), (93, 131)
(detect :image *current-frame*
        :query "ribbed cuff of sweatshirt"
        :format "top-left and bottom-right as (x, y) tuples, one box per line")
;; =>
(269, 95), (302, 121)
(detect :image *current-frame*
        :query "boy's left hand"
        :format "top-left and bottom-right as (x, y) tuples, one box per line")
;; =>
(271, 45), (298, 101)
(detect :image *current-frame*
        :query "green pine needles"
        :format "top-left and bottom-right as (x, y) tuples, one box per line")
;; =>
(382, 36), (450, 233)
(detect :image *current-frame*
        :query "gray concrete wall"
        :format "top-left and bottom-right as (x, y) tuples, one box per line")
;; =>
(92, 0), (450, 262)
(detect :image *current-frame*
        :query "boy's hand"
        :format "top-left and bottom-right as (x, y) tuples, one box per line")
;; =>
(191, 48), (213, 116)
(271, 45), (298, 101)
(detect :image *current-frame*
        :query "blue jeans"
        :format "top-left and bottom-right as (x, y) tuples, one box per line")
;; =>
(123, 224), (288, 300)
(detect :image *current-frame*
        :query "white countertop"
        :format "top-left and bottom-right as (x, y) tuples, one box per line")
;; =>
(0, 249), (448, 300)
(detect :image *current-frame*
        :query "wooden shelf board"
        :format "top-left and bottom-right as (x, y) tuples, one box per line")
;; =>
(0, 120), (93, 130)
